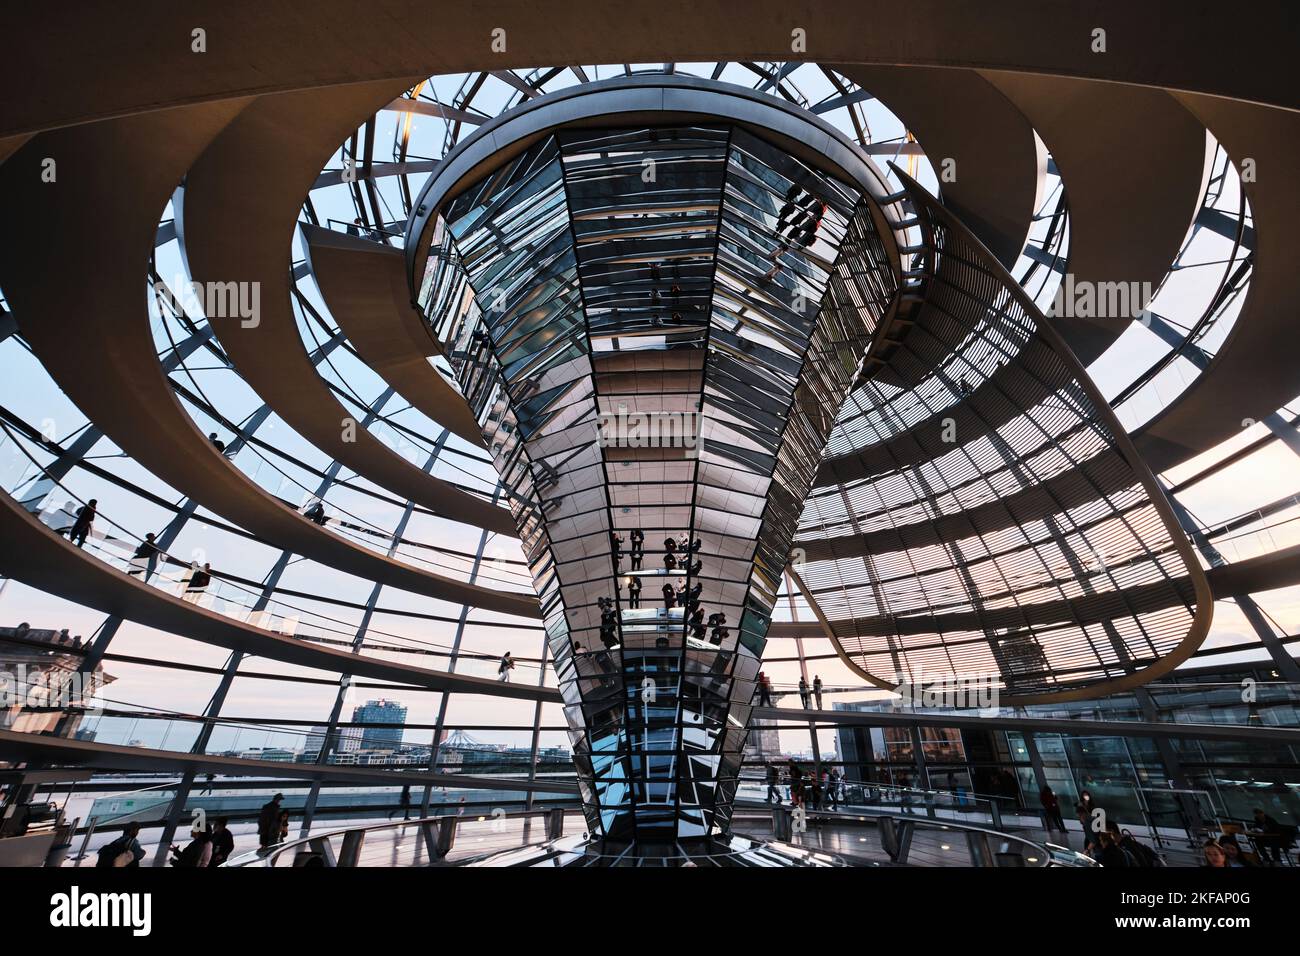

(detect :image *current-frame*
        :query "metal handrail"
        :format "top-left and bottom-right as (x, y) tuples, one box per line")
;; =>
(734, 802), (1090, 867)
(221, 805), (573, 868)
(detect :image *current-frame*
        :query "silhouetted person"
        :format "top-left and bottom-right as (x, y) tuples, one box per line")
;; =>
(96, 821), (145, 867)
(347, 217), (363, 237)
(170, 829), (213, 867)
(258, 793), (284, 849)
(1040, 786), (1067, 833)
(628, 576), (641, 609)
(68, 499), (97, 548)
(610, 531), (624, 569)
(391, 784), (412, 821)
(208, 432), (226, 453)
(812, 675), (824, 710)
(304, 500), (327, 525)
(129, 532), (159, 576)
(1120, 828), (1161, 866)
(1096, 829), (1129, 867)
(1252, 807), (1291, 863)
(664, 551), (678, 572)
(757, 671), (773, 707)
(798, 677), (811, 709)
(629, 529), (644, 570)
(788, 761), (804, 806)
(662, 582), (676, 611)
(498, 651), (515, 682)
(184, 562), (212, 602)
(209, 817), (234, 867)
(766, 763), (782, 805)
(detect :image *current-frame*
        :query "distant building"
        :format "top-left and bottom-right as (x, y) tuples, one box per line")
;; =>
(303, 724), (361, 761)
(352, 698), (407, 752)
(744, 717), (781, 762)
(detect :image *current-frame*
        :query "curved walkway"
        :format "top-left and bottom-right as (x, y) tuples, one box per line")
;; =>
(0, 490), (558, 701)
(0, 729), (575, 793)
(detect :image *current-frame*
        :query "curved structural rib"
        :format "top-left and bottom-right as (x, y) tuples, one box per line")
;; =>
(980, 71), (1206, 365)
(4, 2), (1296, 140)
(179, 80), (516, 536)
(0, 105), (538, 619)
(302, 223), (485, 447)
(810, 173), (1213, 705)
(1135, 94), (1300, 474)
(834, 65), (1041, 270)
(0, 491), (559, 702)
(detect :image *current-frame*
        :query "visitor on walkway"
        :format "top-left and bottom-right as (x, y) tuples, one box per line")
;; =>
(798, 676), (810, 709)
(389, 784), (412, 821)
(812, 675), (823, 710)
(1075, 790), (1101, 852)
(1218, 834), (1259, 867)
(1251, 807), (1293, 863)
(68, 498), (97, 548)
(183, 562), (212, 603)
(627, 576), (641, 608)
(498, 651), (515, 682)
(1039, 785), (1067, 833)
(257, 793), (284, 849)
(756, 671), (773, 707)
(662, 582), (676, 611)
(629, 529), (644, 570)
(169, 828), (213, 867)
(1202, 839), (1236, 868)
(95, 822), (145, 867)
(788, 761), (804, 806)
(1119, 828), (1162, 867)
(129, 532), (159, 576)
(304, 499), (327, 525)
(766, 763), (782, 805)
(209, 817), (235, 867)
